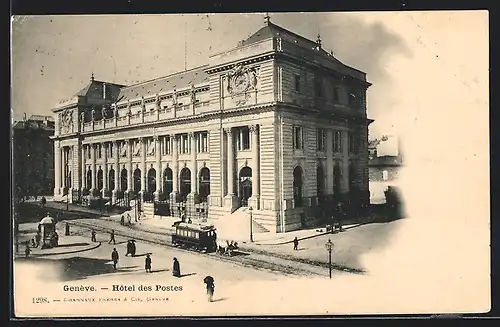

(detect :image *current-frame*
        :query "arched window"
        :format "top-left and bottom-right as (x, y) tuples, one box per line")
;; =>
(198, 167), (210, 203)
(163, 168), (173, 196)
(179, 168), (191, 201)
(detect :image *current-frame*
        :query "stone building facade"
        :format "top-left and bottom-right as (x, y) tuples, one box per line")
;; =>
(13, 114), (55, 198)
(50, 17), (372, 233)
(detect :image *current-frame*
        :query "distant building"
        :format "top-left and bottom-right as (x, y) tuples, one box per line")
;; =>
(368, 135), (403, 204)
(13, 114), (55, 198)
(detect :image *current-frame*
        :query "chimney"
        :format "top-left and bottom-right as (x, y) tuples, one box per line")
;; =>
(103, 83), (106, 100)
(23, 113), (27, 121)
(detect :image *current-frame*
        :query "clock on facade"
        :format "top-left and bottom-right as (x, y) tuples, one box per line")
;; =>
(233, 73), (249, 94)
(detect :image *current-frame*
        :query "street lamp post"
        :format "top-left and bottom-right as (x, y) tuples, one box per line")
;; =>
(249, 206), (253, 242)
(325, 239), (334, 279)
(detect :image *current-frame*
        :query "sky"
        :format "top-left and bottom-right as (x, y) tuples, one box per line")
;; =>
(11, 11), (429, 139)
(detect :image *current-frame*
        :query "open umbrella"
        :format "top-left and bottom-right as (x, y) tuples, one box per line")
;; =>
(203, 276), (214, 285)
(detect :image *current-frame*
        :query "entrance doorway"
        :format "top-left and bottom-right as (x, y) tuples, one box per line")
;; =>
(239, 167), (252, 207)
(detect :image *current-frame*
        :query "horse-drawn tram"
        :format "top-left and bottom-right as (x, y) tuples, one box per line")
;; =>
(171, 222), (217, 253)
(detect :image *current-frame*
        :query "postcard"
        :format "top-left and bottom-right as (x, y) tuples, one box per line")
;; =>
(11, 11), (490, 317)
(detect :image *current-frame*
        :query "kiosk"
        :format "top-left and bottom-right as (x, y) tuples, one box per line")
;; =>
(39, 214), (59, 249)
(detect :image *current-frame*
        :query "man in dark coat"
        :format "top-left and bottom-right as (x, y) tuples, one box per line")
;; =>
(91, 229), (97, 242)
(24, 244), (31, 258)
(120, 215), (125, 226)
(203, 276), (215, 302)
(41, 196), (46, 208)
(130, 241), (136, 257)
(172, 257), (181, 277)
(108, 230), (116, 244)
(111, 248), (119, 270)
(293, 237), (299, 250)
(145, 254), (152, 273)
(125, 241), (132, 256)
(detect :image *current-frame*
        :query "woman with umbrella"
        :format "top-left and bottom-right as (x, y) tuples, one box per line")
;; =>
(203, 276), (215, 302)
(172, 257), (181, 277)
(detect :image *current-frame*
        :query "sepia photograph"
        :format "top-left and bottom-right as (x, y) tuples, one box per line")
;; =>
(11, 11), (490, 317)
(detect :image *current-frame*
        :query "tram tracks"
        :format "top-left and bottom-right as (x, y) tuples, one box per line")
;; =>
(65, 220), (329, 278)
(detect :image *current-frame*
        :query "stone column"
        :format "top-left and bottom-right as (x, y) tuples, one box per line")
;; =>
(81, 145), (86, 192)
(125, 140), (133, 202)
(154, 136), (162, 200)
(169, 135), (179, 205)
(139, 138), (146, 200)
(224, 128), (238, 210)
(187, 132), (198, 207)
(112, 140), (120, 203)
(53, 141), (61, 196)
(102, 142), (108, 197)
(248, 125), (260, 209)
(326, 130), (334, 195)
(340, 130), (350, 200)
(90, 144), (97, 195)
(60, 147), (66, 195)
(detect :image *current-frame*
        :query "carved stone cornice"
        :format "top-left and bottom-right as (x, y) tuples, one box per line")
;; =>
(224, 127), (233, 137)
(249, 124), (258, 134)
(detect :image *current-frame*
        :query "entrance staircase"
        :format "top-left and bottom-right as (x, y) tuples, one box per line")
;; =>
(142, 202), (155, 219)
(215, 207), (269, 242)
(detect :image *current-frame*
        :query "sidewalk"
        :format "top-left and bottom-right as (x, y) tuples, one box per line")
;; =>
(14, 234), (101, 258)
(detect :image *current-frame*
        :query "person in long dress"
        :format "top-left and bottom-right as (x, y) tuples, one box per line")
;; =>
(172, 257), (181, 277)
(145, 254), (152, 273)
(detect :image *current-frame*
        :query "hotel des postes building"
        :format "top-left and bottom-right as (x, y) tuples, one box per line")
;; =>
(50, 16), (373, 233)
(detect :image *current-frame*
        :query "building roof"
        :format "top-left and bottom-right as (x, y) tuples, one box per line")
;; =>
(13, 114), (55, 131)
(240, 21), (345, 66)
(369, 155), (403, 167)
(117, 65), (209, 102)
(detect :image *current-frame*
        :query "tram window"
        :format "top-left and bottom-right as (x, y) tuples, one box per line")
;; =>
(195, 232), (199, 239)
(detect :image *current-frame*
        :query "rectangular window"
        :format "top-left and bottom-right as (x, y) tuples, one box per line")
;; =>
(293, 126), (303, 150)
(333, 85), (340, 102)
(109, 143), (113, 158)
(163, 136), (171, 155)
(294, 74), (301, 92)
(198, 132), (208, 153)
(316, 128), (326, 151)
(87, 146), (91, 159)
(333, 131), (341, 153)
(348, 133), (357, 153)
(237, 127), (250, 151)
(179, 134), (190, 154)
(315, 77), (322, 97)
(97, 144), (102, 159)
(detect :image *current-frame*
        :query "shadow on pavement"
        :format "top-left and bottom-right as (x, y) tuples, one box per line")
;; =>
(211, 297), (227, 302)
(20, 256), (140, 282)
(150, 269), (169, 273)
(58, 242), (90, 248)
(180, 272), (197, 278)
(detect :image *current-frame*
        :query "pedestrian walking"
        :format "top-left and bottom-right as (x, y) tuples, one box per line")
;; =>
(41, 196), (46, 208)
(111, 248), (119, 270)
(108, 230), (116, 244)
(120, 215), (125, 226)
(145, 254), (152, 273)
(130, 240), (136, 257)
(35, 232), (41, 248)
(127, 214), (132, 225)
(91, 229), (97, 242)
(172, 257), (181, 277)
(203, 276), (215, 302)
(24, 245), (31, 258)
(293, 237), (299, 250)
